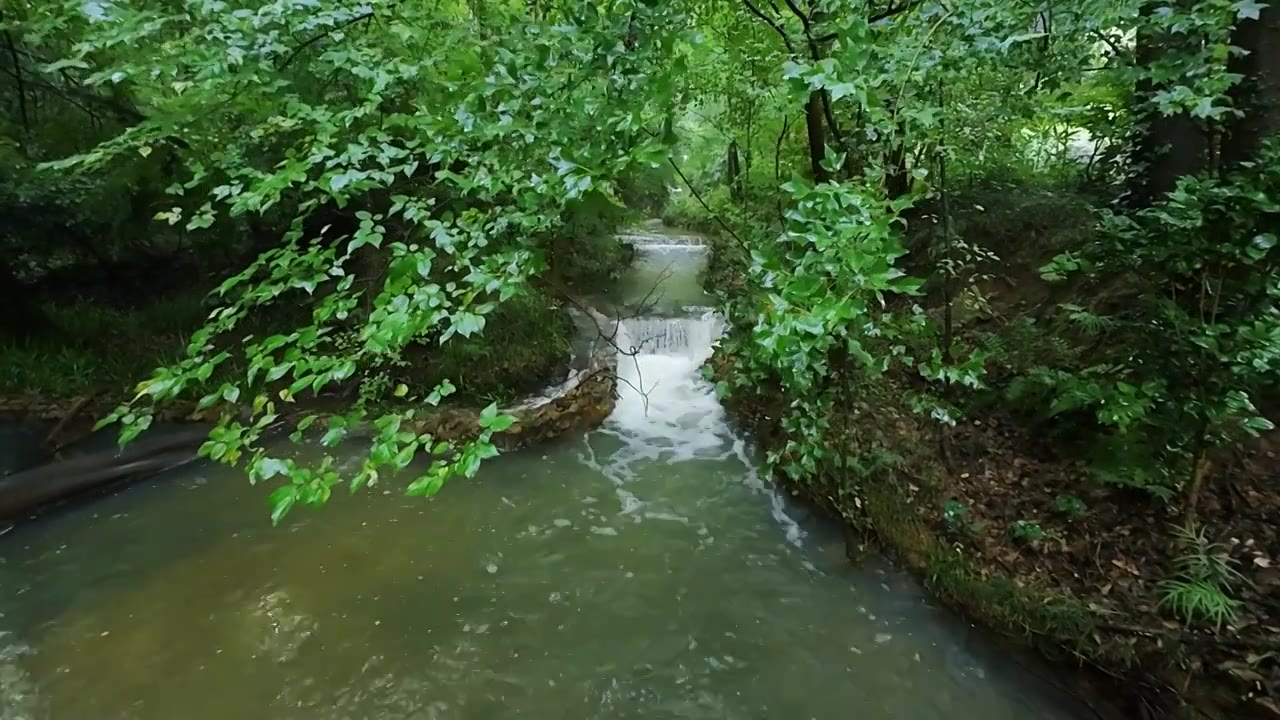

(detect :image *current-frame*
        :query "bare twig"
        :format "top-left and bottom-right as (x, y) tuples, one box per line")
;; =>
(741, 0), (795, 53)
(891, 7), (955, 127)
(277, 10), (376, 71)
(870, 1), (918, 24)
(536, 243), (713, 418)
(1090, 28), (1125, 59)
(775, 113), (794, 224)
(42, 391), (100, 456)
(2, 21), (29, 147)
(667, 156), (753, 256)
(813, 2), (919, 43)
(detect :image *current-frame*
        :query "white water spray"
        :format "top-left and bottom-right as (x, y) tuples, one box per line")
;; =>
(586, 229), (806, 545)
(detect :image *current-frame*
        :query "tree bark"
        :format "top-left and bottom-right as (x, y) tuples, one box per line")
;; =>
(804, 91), (829, 183)
(726, 140), (743, 200)
(2, 26), (29, 150)
(1128, 8), (1208, 206)
(739, 0), (833, 183)
(885, 141), (910, 199)
(1222, 3), (1280, 170)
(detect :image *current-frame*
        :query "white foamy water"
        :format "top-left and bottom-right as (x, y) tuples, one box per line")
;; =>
(615, 313), (722, 357)
(607, 312), (728, 452)
(0, 635), (38, 720)
(586, 230), (807, 544)
(616, 231), (705, 248)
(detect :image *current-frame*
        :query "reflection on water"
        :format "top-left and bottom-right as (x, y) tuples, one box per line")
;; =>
(0, 228), (1095, 719)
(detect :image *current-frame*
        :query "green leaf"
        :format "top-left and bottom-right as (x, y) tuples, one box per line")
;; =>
(257, 457), (290, 481)
(269, 485), (299, 526)
(487, 413), (516, 433)
(394, 442), (418, 468)
(329, 172), (356, 191)
(1234, 0), (1266, 20)
(118, 414), (153, 447)
(478, 402), (500, 428)
(828, 82), (857, 102)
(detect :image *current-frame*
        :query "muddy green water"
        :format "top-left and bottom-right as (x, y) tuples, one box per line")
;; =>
(0, 229), (1096, 719)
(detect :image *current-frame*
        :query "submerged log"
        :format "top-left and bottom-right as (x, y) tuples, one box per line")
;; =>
(0, 426), (209, 522)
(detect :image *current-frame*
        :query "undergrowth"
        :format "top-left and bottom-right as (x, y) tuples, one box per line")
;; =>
(0, 293), (208, 396)
(1, 286), (575, 407)
(415, 290), (573, 404)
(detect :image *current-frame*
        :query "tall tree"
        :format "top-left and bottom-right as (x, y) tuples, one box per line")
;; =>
(1222, 1), (1280, 169)
(1128, 1), (1208, 205)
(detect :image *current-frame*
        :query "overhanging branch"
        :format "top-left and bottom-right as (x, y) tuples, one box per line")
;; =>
(815, 1), (919, 43)
(740, 0), (795, 53)
(277, 10), (376, 71)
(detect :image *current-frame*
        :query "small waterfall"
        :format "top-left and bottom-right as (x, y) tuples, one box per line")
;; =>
(607, 309), (728, 459)
(615, 314), (722, 357)
(615, 225), (713, 316)
(606, 229), (723, 447)
(597, 233), (804, 544)
(616, 230), (706, 250)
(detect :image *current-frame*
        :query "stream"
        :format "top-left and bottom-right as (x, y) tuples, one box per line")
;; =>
(0, 226), (1098, 719)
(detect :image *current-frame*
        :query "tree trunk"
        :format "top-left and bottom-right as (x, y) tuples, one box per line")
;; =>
(726, 140), (743, 200)
(804, 91), (829, 183)
(1222, 3), (1280, 170)
(0, 259), (49, 340)
(1128, 9), (1208, 206)
(885, 141), (910, 199)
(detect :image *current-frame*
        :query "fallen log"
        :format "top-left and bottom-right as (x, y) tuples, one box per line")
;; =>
(0, 426), (210, 522)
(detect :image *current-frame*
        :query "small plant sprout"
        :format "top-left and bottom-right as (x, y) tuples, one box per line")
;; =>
(1158, 522), (1246, 629)
(1009, 520), (1046, 544)
(1052, 494), (1087, 521)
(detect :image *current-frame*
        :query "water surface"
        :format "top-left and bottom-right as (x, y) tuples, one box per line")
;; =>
(0, 228), (1095, 719)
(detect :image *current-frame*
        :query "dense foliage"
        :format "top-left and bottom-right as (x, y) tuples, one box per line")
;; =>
(666, 2), (1278, 492)
(659, 0), (1279, 633)
(4, 0), (688, 521)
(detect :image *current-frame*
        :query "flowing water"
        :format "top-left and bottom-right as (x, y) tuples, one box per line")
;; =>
(0, 227), (1100, 719)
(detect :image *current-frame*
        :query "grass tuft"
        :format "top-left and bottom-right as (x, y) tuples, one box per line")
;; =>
(0, 294), (207, 397)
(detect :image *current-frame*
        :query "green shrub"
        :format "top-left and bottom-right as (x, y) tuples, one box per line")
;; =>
(1035, 145), (1280, 508)
(617, 165), (671, 216)
(941, 498), (985, 536)
(660, 185), (754, 234)
(1052, 493), (1088, 521)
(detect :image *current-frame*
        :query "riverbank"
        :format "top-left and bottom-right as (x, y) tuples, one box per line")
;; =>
(695, 222), (1280, 720)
